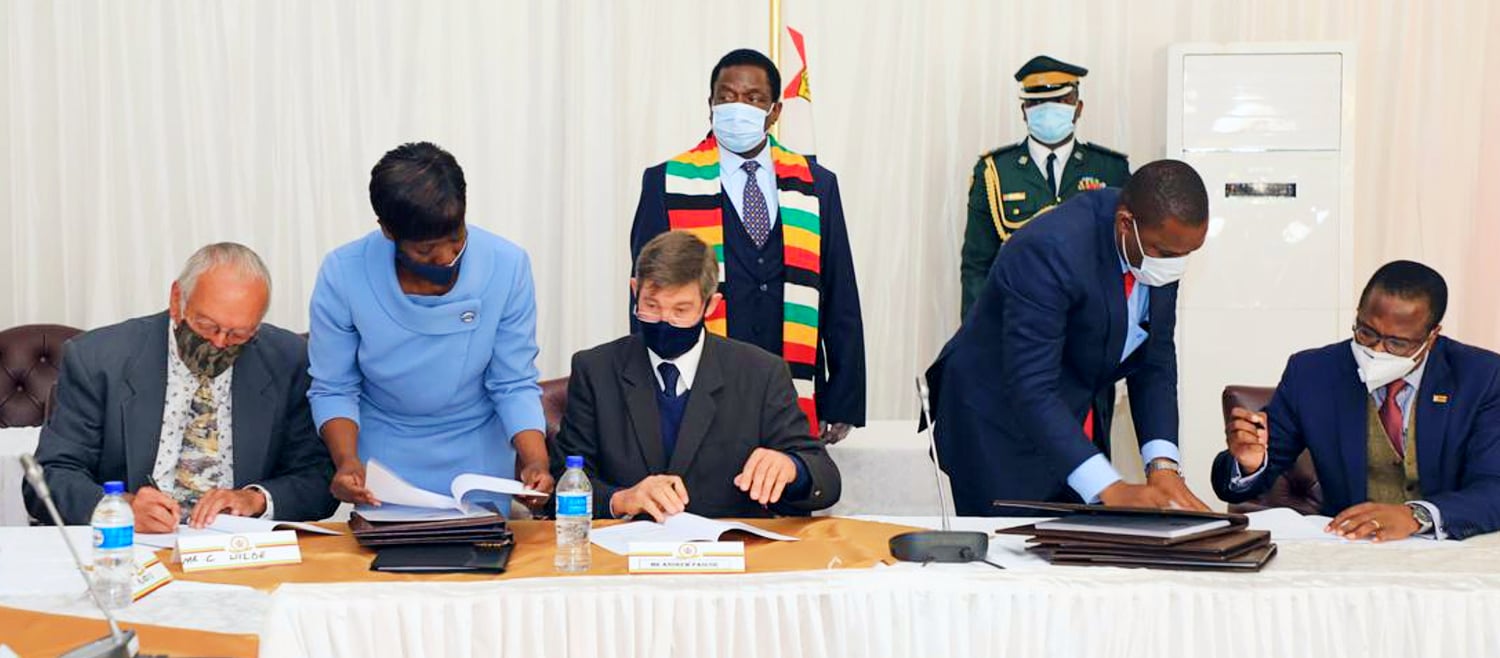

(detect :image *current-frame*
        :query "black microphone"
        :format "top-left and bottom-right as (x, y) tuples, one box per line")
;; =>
(19, 453), (139, 658)
(888, 378), (992, 565)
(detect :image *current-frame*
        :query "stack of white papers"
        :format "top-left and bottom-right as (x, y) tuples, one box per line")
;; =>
(354, 459), (544, 522)
(1246, 507), (1454, 547)
(1246, 507), (1339, 542)
(590, 512), (799, 555)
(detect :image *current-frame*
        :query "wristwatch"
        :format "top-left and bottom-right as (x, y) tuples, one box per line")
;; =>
(1406, 502), (1434, 534)
(1145, 458), (1181, 478)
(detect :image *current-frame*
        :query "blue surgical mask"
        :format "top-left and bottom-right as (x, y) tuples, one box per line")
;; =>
(711, 102), (769, 154)
(396, 241), (466, 286)
(1025, 102), (1077, 144)
(638, 316), (703, 360)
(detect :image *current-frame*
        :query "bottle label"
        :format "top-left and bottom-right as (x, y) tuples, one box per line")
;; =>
(556, 492), (590, 517)
(94, 525), (133, 550)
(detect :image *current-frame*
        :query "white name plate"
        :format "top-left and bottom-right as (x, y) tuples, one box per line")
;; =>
(132, 549), (173, 600)
(174, 530), (302, 572)
(627, 541), (745, 574)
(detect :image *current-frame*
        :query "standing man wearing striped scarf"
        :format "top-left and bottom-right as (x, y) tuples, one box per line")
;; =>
(631, 49), (865, 443)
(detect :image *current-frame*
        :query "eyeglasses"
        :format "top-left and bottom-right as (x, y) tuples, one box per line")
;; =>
(186, 312), (259, 345)
(635, 305), (703, 328)
(1352, 323), (1429, 357)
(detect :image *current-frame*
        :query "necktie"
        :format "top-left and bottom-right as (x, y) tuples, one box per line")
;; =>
(1046, 153), (1059, 200)
(1083, 272), (1137, 442)
(740, 160), (772, 248)
(658, 362), (682, 398)
(174, 374), (222, 507)
(1380, 379), (1408, 458)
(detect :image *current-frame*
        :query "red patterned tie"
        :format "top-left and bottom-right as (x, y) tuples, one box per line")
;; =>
(1380, 379), (1407, 458)
(1084, 272), (1137, 442)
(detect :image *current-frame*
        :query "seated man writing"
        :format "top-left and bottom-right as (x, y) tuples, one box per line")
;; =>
(25, 243), (338, 530)
(554, 231), (840, 520)
(1212, 261), (1500, 541)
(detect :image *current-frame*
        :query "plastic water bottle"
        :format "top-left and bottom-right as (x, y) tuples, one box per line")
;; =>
(90, 480), (134, 610)
(554, 455), (592, 572)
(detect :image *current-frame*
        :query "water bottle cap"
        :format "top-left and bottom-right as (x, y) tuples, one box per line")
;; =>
(565, 455), (583, 469)
(102, 481), (125, 495)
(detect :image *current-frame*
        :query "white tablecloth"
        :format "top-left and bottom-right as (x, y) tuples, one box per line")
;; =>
(0, 427), (41, 526)
(258, 516), (1500, 658)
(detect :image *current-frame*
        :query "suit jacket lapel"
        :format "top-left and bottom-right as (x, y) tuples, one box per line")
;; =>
(122, 314), (170, 488)
(668, 338), (723, 474)
(1414, 339), (1453, 495)
(1095, 209), (1127, 381)
(230, 344), (274, 487)
(618, 336), (667, 472)
(1335, 346), (1370, 503)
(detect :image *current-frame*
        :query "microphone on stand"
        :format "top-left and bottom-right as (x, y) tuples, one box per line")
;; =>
(888, 378), (991, 565)
(19, 453), (139, 658)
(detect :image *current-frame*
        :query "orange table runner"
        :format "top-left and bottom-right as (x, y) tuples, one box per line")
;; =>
(2, 517), (918, 657)
(174, 516), (916, 591)
(0, 605), (258, 657)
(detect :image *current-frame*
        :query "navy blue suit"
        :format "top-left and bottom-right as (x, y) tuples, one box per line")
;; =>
(925, 189), (1181, 514)
(1212, 337), (1500, 540)
(631, 159), (866, 427)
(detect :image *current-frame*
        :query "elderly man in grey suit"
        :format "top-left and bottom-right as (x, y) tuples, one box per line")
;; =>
(554, 231), (840, 521)
(25, 243), (337, 531)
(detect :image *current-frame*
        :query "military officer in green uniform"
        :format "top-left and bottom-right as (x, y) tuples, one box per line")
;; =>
(959, 55), (1132, 319)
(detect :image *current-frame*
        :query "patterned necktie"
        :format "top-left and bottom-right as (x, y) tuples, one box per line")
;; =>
(658, 362), (682, 399)
(740, 160), (772, 248)
(1083, 272), (1137, 442)
(1046, 153), (1059, 200)
(1380, 379), (1408, 458)
(174, 373), (222, 506)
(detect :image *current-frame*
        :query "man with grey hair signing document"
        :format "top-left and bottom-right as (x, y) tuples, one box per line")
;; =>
(25, 243), (337, 531)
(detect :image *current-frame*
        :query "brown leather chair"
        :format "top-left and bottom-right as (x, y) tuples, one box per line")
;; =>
(1221, 385), (1323, 515)
(540, 376), (569, 448)
(0, 324), (83, 428)
(513, 376), (569, 519)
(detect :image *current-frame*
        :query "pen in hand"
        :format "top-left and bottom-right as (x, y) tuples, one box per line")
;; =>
(142, 475), (189, 524)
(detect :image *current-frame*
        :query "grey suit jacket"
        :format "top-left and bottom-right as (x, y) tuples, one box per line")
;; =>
(553, 333), (840, 518)
(24, 312), (337, 524)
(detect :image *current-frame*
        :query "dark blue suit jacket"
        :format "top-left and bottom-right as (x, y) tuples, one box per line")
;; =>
(925, 189), (1181, 514)
(630, 156), (866, 426)
(1211, 337), (1500, 540)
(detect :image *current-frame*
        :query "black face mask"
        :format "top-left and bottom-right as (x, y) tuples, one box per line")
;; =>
(638, 316), (703, 360)
(173, 320), (243, 379)
(395, 242), (465, 286)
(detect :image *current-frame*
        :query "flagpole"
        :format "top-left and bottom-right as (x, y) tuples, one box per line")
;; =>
(769, 0), (781, 138)
(769, 0), (781, 67)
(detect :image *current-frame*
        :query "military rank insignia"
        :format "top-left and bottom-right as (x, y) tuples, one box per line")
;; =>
(1077, 177), (1107, 191)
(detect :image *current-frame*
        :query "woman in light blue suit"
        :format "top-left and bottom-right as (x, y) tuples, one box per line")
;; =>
(308, 142), (553, 512)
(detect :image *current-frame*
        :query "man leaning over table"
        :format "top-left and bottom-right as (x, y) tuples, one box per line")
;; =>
(24, 243), (338, 531)
(553, 231), (840, 521)
(1213, 261), (1500, 541)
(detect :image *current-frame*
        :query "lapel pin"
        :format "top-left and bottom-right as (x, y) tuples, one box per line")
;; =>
(1433, 394), (1449, 404)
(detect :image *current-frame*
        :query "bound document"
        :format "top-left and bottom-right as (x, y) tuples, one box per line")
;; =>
(349, 513), (511, 548)
(354, 458), (546, 522)
(370, 543), (514, 574)
(992, 500), (1276, 572)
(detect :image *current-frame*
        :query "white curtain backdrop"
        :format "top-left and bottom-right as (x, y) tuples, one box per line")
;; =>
(4, 0), (1498, 421)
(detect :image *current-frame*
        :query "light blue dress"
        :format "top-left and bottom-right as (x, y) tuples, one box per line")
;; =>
(307, 227), (545, 509)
